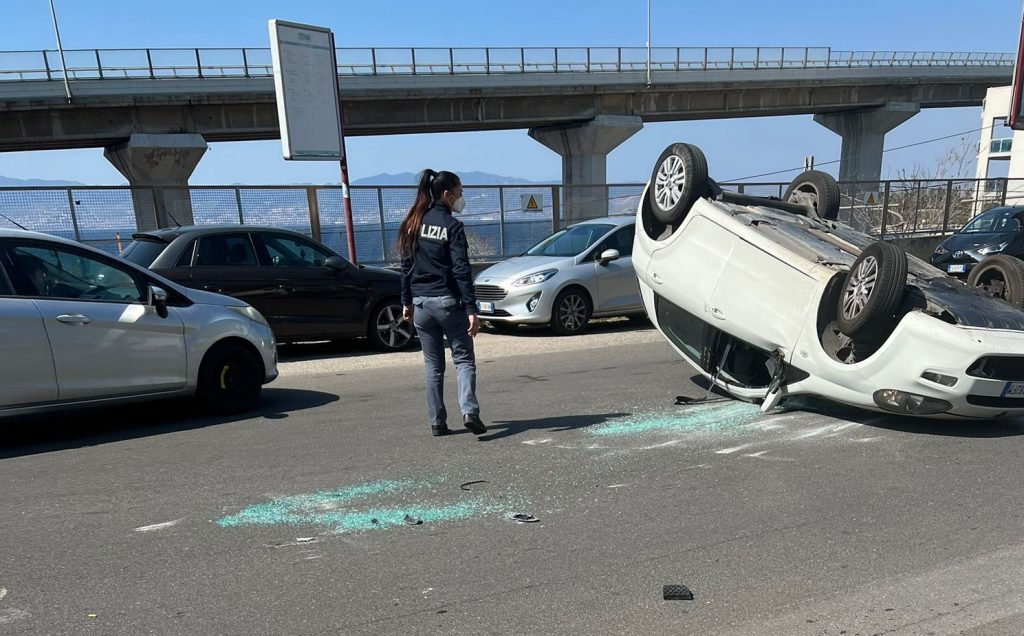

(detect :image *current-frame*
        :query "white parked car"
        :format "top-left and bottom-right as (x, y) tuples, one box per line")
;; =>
(0, 229), (278, 418)
(634, 141), (1024, 419)
(474, 216), (645, 335)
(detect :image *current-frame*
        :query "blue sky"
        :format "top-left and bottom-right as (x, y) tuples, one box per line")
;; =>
(0, 0), (1019, 185)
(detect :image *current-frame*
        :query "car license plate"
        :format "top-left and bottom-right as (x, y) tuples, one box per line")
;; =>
(1002, 382), (1024, 398)
(477, 301), (494, 313)
(947, 264), (967, 274)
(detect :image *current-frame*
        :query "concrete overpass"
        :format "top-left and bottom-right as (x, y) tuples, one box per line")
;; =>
(0, 46), (1014, 228)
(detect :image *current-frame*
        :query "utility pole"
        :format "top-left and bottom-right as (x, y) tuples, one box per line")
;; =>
(643, 0), (651, 85)
(47, 0), (72, 103)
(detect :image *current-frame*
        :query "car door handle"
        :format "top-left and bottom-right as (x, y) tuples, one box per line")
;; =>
(56, 313), (91, 325)
(202, 285), (222, 293)
(651, 271), (663, 285)
(277, 285), (294, 294)
(710, 307), (726, 320)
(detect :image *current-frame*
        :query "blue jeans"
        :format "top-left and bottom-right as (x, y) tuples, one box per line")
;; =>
(412, 295), (480, 428)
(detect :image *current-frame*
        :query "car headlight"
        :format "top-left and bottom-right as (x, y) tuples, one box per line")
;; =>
(978, 241), (1009, 255)
(933, 245), (949, 256)
(512, 269), (558, 287)
(227, 305), (269, 327)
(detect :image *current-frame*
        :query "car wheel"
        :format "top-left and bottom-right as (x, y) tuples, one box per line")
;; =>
(550, 288), (592, 336)
(197, 342), (263, 414)
(367, 300), (415, 351)
(836, 241), (907, 339)
(967, 254), (1024, 306)
(646, 142), (709, 225)
(783, 170), (841, 220)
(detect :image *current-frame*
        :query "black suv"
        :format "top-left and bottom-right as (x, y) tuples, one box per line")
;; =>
(121, 226), (414, 350)
(930, 206), (1024, 279)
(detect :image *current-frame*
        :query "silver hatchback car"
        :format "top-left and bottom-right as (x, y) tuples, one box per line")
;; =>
(0, 229), (278, 418)
(473, 216), (645, 335)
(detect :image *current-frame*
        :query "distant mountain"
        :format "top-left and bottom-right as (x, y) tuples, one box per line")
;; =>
(352, 171), (545, 186)
(0, 175), (85, 186)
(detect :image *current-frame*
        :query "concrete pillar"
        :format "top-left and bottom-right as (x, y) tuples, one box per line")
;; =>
(814, 102), (919, 183)
(104, 133), (208, 231)
(529, 115), (643, 224)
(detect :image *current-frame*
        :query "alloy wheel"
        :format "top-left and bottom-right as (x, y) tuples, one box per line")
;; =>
(841, 256), (878, 321)
(376, 304), (414, 349)
(654, 155), (687, 211)
(558, 294), (587, 332)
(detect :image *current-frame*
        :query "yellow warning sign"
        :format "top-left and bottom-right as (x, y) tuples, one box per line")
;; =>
(865, 192), (881, 205)
(521, 194), (542, 212)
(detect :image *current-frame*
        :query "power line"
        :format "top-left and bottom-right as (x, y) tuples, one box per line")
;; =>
(725, 124), (989, 183)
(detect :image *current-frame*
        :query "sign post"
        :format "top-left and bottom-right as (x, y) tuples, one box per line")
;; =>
(269, 19), (357, 262)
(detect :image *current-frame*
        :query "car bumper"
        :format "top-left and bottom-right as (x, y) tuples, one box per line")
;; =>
(250, 322), (279, 383)
(789, 312), (1024, 419)
(475, 283), (557, 324)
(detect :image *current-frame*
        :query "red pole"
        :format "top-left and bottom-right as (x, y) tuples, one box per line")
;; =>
(329, 30), (358, 263)
(340, 154), (357, 263)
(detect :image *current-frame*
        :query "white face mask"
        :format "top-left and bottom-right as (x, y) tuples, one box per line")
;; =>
(450, 196), (466, 213)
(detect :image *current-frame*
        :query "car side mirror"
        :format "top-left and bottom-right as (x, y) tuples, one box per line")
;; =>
(148, 284), (168, 319)
(598, 249), (621, 265)
(325, 256), (347, 272)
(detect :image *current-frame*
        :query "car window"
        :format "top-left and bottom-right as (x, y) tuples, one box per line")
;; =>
(0, 261), (13, 295)
(260, 234), (333, 268)
(526, 224), (615, 257)
(594, 225), (635, 258)
(196, 233), (258, 267)
(961, 208), (1024, 234)
(175, 240), (197, 267)
(120, 239), (168, 267)
(9, 244), (144, 302)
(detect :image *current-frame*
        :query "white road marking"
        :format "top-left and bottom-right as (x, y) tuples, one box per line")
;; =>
(607, 484), (628, 488)
(0, 588), (6, 601)
(522, 438), (552, 445)
(716, 444), (753, 454)
(133, 519), (183, 533)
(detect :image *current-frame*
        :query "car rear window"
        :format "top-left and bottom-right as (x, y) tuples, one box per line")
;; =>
(120, 239), (168, 267)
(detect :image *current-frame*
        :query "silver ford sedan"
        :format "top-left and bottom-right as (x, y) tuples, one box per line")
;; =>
(0, 229), (278, 418)
(473, 216), (645, 335)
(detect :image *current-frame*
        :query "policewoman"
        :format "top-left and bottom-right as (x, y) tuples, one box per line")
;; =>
(398, 169), (487, 437)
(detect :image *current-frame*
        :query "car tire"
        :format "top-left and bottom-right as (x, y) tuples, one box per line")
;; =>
(197, 342), (263, 414)
(367, 299), (416, 351)
(550, 287), (592, 336)
(967, 254), (1024, 306)
(836, 240), (907, 339)
(783, 170), (841, 220)
(646, 143), (709, 225)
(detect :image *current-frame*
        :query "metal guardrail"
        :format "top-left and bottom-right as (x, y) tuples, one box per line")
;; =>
(0, 47), (1014, 81)
(1, 179), (1022, 264)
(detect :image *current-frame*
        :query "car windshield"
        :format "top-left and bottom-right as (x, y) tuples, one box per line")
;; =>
(120, 239), (167, 267)
(959, 208), (1024, 234)
(525, 224), (615, 257)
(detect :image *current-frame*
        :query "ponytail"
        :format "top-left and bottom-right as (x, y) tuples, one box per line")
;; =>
(396, 169), (461, 257)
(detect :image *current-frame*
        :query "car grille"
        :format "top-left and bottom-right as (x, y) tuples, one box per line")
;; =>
(967, 356), (1024, 381)
(966, 395), (1024, 408)
(475, 284), (507, 301)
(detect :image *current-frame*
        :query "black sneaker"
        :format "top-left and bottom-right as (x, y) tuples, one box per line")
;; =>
(431, 425), (451, 437)
(463, 414), (487, 435)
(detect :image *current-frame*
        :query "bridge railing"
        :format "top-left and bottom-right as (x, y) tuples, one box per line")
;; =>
(0, 46), (1013, 81)
(1, 179), (1020, 263)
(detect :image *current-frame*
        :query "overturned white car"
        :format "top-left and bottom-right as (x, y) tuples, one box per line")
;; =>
(633, 142), (1024, 419)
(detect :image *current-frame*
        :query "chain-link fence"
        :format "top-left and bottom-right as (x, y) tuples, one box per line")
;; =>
(1, 179), (1021, 263)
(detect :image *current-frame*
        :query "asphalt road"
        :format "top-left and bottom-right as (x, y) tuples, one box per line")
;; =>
(3, 322), (1024, 635)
